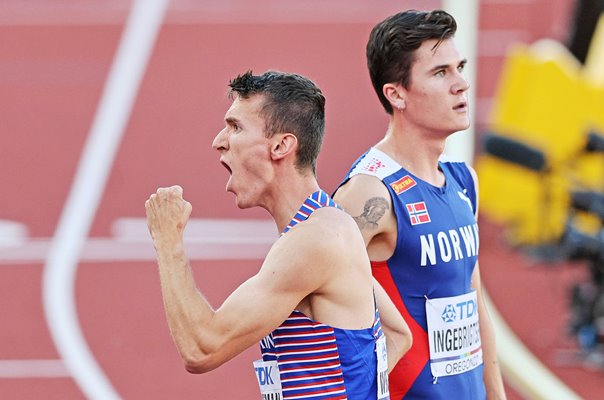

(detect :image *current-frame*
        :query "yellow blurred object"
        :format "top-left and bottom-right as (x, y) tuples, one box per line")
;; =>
(477, 36), (604, 246)
(476, 156), (569, 245)
(490, 40), (586, 165)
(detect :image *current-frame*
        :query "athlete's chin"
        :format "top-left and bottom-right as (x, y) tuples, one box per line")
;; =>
(231, 192), (254, 210)
(225, 177), (233, 194)
(459, 114), (471, 129)
(234, 199), (252, 210)
(451, 119), (470, 133)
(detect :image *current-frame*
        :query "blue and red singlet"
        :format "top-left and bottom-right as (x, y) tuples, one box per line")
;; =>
(254, 190), (389, 400)
(336, 149), (487, 399)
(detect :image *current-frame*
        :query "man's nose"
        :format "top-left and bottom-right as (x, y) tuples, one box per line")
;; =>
(452, 73), (470, 94)
(212, 128), (228, 151)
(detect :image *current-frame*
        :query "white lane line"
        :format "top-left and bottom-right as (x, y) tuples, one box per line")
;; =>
(0, 220), (28, 246)
(0, 218), (276, 263)
(0, 360), (68, 378)
(0, 239), (275, 264)
(484, 291), (581, 400)
(112, 218), (277, 241)
(41, 1), (168, 399)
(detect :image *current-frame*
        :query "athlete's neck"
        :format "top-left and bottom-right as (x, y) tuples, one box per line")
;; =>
(376, 124), (446, 187)
(263, 173), (320, 234)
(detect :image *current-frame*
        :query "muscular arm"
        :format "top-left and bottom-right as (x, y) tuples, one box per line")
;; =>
(335, 176), (411, 370)
(333, 175), (397, 260)
(145, 186), (342, 373)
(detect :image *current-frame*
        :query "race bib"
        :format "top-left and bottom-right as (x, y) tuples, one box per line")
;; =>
(425, 291), (483, 377)
(376, 335), (390, 399)
(253, 359), (282, 400)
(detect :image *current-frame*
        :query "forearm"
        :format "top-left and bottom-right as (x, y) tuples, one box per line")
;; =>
(479, 301), (506, 399)
(146, 186), (230, 372)
(384, 330), (410, 372)
(155, 241), (219, 373)
(373, 278), (412, 371)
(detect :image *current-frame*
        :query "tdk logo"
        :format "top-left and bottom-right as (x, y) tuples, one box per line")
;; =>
(441, 304), (456, 322)
(255, 365), (275, 385)
(441, 299), (477, 323)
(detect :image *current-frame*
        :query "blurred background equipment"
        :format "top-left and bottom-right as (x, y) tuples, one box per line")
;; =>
(568, 0), (604, 64)
(476, 12), (604, 369)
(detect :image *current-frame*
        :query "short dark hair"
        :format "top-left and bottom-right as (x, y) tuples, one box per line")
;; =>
(228, 70), (325, 175)
(366, 9), (457, 114)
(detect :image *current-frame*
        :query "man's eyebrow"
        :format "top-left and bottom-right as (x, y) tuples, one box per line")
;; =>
(430, 58), (467, 72)
(430, 64), (449, 72)
(224, 116), (239, 125)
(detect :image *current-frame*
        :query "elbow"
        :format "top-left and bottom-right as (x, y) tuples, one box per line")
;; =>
(393, 328), (413, 362)
(398, 318), (413, 354)
(171, 329), (227, 374)
(182, 352), (219, 374)
(401, 329), (413, 356)
(179, 345), (222, 374)
(399, 321), (413, 355)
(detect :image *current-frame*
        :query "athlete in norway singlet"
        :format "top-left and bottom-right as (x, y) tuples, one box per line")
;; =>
(336, 148), (487, 399)
(254, 190), (389, 400)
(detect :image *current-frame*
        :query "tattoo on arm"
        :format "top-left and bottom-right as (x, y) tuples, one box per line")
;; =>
(353, 197), (389, 230)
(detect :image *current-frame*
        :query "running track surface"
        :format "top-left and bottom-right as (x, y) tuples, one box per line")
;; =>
(1, 1), (603, 398)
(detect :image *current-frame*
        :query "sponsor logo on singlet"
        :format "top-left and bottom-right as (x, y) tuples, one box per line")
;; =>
(390, 175), (417, 195)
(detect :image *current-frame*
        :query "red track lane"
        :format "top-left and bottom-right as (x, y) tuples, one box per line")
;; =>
(1, 5), (602, 399)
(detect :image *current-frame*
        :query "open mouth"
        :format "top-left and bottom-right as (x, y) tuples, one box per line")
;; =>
(453, 102), (467, 111)
(220, 160), (232, 174)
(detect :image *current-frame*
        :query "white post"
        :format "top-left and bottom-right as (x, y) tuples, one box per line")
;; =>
(442, 0), (479, 164)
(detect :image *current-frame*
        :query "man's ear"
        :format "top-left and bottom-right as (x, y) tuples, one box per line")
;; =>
(271, 133), (297, 160)
(383, 83), (406, 111)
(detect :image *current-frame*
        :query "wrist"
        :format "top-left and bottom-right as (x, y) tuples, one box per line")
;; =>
(154, 237), (187, 263)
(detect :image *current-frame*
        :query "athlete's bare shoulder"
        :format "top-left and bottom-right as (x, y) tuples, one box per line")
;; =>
(334, 174), (392, 230)
(265, 206), (364, 289)
(301, 205), (360, 245)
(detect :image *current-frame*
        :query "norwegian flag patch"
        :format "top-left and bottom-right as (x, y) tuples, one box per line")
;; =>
(406, 201), (431, 225)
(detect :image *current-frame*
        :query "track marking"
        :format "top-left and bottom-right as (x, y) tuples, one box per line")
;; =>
(0, 360), (68, 378)
(484, 291), (581, 399)
(1, 219), (276, 263)
(41, 1), (168, 399)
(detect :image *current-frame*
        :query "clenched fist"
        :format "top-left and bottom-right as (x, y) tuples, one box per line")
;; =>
(145, 185), (192, 246)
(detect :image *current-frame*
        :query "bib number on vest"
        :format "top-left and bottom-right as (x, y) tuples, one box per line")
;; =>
(253, 359), (282, 400)
(376, 335), (390, 399)
(425, 291), (483, 377)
